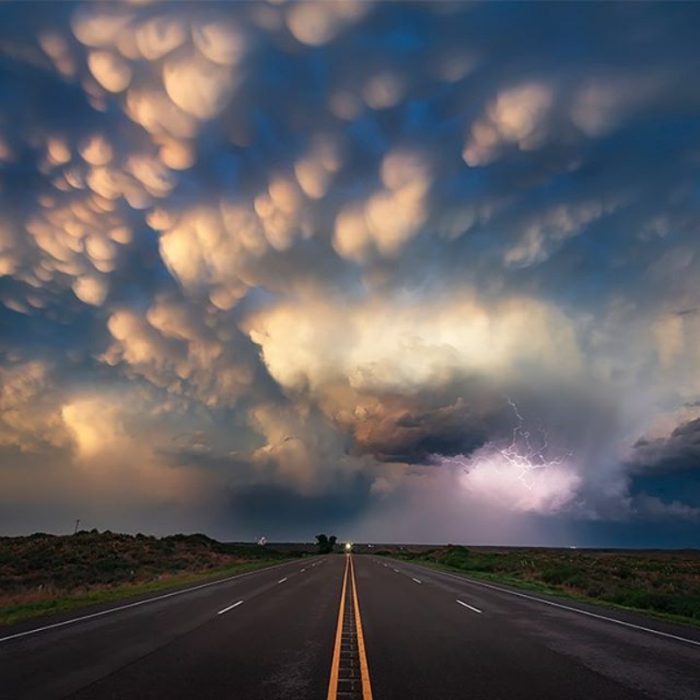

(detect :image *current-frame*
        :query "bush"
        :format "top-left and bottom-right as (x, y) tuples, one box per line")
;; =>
(541, 566), (579, 585)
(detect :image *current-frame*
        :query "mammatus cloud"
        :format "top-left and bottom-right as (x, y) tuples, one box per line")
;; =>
(333, 150), (431, 262)
(463, 83), (554, 167)
(1, 2), (700, 542)
(0, 361), (68, 452)
(102, 297), (254, 407)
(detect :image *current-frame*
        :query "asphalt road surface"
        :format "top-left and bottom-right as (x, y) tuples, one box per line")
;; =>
(1, 554), (699, 700)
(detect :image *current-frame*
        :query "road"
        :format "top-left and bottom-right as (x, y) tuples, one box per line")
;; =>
(1, 554), (699, 699)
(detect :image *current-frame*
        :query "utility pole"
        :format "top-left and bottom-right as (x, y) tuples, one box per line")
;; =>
(74, 518), (80, 534)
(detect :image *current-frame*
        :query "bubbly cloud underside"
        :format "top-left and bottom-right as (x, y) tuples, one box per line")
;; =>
(1, 1), (700, 543)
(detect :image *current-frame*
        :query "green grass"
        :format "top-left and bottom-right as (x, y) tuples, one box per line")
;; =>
(379, 545), (700, 629)
(0, 530), (306, 627)
(0, 557), (293, 627)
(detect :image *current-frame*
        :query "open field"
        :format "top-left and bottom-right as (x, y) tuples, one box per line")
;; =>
(369, 544), (700, 627)
(0, 531), (299, 626)
(4, 533), (700, 630)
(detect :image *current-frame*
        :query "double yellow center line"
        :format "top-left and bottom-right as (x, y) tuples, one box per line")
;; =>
(327, 554), (373, 700)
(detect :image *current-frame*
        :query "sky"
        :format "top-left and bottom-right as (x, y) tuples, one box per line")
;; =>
(1, 1), (700, 546)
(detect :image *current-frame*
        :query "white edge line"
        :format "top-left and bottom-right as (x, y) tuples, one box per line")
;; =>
(217, 600), (244, 615)
(457, 599), (482, 614)
(412, 577), (422, 584)
(415, 564), (700, 648)
(0, 558), (315, 645)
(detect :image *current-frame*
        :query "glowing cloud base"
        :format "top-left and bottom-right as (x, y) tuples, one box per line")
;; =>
(433, 400), (580, 514)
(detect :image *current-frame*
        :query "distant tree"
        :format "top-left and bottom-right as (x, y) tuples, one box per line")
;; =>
(316, 533), (337, 554)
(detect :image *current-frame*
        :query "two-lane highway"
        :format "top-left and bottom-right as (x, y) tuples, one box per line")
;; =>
(1, 553), (699, 699)
(1, 556), (340, 700)
(359, 556), (700, 700)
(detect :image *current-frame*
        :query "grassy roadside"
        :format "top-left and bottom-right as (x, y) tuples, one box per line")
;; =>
(0, 531), (309, 628)
(377, 546), (700, 630)
(0, 557), (294, 627)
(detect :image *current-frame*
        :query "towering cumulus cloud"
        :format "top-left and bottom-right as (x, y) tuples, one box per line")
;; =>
(1, 2), (699, 544)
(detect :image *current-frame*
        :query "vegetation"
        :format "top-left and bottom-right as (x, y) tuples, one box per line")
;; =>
(0, 530), (298, 626)
(380, 545), (700, 627)
(315, 533), (337, 554)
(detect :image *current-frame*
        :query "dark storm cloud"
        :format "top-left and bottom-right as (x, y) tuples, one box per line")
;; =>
(349, 385), (496, 464)
(631, 419), (700, 476)
(349, 373), (623, 469)
(226, 479), (372, 537)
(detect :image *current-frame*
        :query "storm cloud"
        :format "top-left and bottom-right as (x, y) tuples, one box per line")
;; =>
(1, 1), (700, 544)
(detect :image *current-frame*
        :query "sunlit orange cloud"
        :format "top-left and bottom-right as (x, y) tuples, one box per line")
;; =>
(244, 291), (582, 400)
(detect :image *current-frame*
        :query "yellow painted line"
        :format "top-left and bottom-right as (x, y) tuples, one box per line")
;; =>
(326, 554), (350, 700)
(350, 555), (374, 700)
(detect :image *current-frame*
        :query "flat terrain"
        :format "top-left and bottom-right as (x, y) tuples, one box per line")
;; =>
(365, 544), (700, 627)
(5, 534), (699, 630)
(0, 531), (293, 625)
(1, 554), (699, 699)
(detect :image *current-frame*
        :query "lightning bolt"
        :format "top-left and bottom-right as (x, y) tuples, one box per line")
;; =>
(455, 398), (573, 492)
